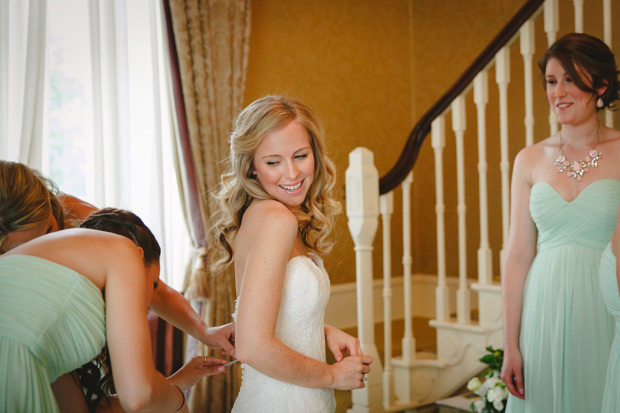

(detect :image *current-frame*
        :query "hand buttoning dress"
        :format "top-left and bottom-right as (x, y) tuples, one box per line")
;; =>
(506, 179), (620, 413)
(600, 242), (620, 413)
(0, 255), (106, 413)
(232, 253), (336, 413)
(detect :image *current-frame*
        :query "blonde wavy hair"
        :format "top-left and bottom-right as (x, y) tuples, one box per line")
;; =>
(209, 95), (341, 274)
(0, 161), (66, 253)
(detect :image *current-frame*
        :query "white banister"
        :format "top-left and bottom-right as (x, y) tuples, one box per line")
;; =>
(380, 192), (395, 409)
(346, 148), (383, 412)
(496, 47), (511, 273)
(452, 96), (471, 324)
(544, 0), (559, 45)
(573, 0), (584, 33)
(401, 172), (416, 361)
(603, 0), (613, 128)
(432, 116), (449, 321)
(520, 20), (536, 147)
(545, 0), (559, 135)
(474, 72), (492, 286)
(603, 0), (612, 46)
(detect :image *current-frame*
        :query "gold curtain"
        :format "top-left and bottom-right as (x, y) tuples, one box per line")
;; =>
(165, 0), (251, 411)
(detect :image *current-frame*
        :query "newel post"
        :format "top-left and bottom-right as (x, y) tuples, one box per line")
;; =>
(346, 148), (383, 413)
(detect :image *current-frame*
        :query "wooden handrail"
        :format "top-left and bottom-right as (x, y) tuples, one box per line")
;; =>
(379, 0), (545, 195)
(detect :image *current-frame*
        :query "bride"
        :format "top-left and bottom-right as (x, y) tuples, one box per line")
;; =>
(209, 95), (373, 412)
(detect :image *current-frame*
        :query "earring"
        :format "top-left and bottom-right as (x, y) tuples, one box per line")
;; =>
(597, 97), (604, 108)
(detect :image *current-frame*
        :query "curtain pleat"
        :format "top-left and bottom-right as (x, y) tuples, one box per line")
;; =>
(0, 0), (47, 167)
(163, 0), (251, 411)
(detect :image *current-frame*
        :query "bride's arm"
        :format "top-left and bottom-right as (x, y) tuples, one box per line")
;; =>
(235, 202), (371, 391)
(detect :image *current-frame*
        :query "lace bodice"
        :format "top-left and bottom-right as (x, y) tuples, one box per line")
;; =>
(231, 253), (336, 412)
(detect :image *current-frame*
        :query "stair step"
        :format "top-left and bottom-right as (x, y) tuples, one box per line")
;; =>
(450, 308), (479, 321)
(341, 316), (437, 365)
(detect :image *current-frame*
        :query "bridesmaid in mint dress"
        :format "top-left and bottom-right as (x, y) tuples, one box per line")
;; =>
(600, 210), (620, 412)
(501, 33), (620, 412)
(0, 219), (227, 412)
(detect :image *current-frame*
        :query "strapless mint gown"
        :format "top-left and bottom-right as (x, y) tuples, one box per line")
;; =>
(0, 255), (106, 413)
(600, 243), (620, 412)
(506, 179), (620, 413)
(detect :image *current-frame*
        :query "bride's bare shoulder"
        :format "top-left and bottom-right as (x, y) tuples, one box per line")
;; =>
(243, 200), (297, 226)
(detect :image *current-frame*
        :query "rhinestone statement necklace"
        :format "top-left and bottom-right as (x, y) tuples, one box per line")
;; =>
(553, 123), (602, 181)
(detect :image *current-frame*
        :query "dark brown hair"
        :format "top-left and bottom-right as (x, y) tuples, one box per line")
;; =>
(77, 208), (160, 410)
(80, 207), (161, 265)
(538, 32), (620, 111)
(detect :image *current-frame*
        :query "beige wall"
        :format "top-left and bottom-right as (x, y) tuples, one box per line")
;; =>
(245, 0), (413, 284)
(244, 0), (620, 285)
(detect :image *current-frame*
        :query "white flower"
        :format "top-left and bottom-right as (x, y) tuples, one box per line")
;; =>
(487, 376), (503, 389)
(487, 386), (506, 403)
(475, 378), (491, 397)
(468, 367), (507, 412)
(498, 386), (509, 400)
(467, 377), (482, 391)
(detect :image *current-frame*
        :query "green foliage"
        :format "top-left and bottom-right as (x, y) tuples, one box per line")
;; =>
(479, 346), (503, 374)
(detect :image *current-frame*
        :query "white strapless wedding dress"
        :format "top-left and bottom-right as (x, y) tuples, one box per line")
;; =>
(232, 253), (336, 413)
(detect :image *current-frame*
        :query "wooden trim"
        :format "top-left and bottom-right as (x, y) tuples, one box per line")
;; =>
(379, 0), (545, 194)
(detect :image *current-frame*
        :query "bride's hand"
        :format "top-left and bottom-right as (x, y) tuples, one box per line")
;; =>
(324, 324), (363, 360)
(167, 356), (229, 391)
(329, 355), (373, 390)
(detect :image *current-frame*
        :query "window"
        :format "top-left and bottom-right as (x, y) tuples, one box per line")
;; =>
(41, 0), (190, 290)
(43, 0), (93, 201)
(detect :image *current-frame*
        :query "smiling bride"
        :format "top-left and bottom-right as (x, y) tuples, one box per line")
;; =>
(208, 95), (373, 412)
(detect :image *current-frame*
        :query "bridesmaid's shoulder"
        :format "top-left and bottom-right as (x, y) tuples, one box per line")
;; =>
(513, 137), (556, 170)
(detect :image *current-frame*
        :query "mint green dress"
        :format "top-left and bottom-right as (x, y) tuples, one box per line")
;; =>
(600, 243), (620, 412)
(506, 179), (620, 413)
(0, 255), (106, 413)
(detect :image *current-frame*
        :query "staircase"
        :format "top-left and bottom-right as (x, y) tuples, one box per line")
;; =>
(344, 0), (617, 411)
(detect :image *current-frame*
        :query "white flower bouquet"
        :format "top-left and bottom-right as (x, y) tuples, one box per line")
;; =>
(467, 346), (508, 413)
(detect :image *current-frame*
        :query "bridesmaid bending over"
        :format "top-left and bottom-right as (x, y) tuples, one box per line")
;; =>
(0, 209), (231, 412)
(0, 160), (235, 361)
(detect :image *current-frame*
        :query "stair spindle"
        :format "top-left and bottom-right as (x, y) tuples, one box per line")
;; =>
(432, 116), (450, 320)
(452, 96), (471, 324)
(380, 192), (395, 408)
(401, 172), (416, 360)
(474, 73), (492, 286)
(496, 47), (511, 275)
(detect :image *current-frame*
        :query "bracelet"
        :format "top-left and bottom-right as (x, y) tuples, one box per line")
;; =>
(175, 385), (185, 411)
